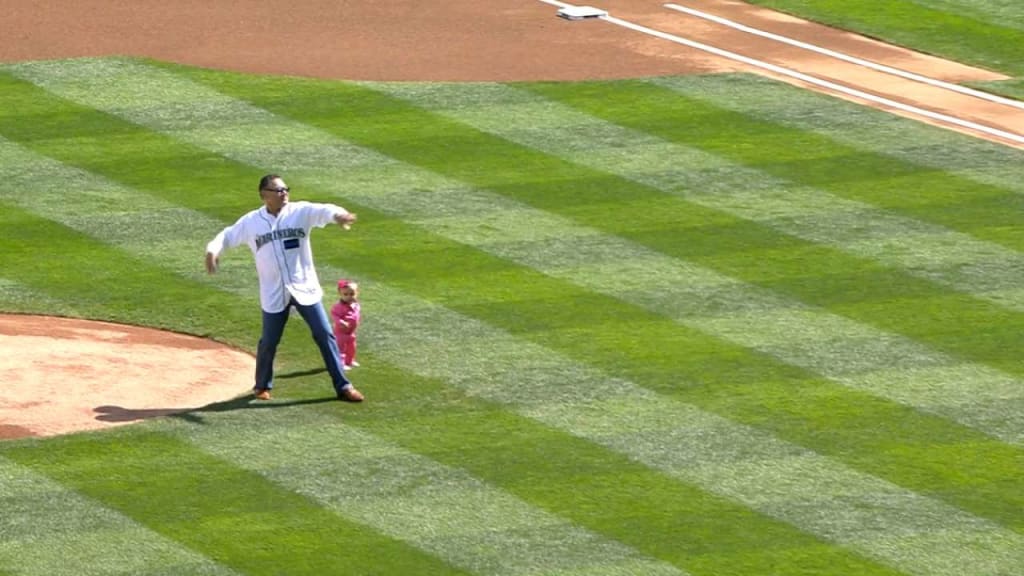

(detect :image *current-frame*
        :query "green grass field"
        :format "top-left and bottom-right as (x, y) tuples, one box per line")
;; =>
(2, 4), (1024, 575)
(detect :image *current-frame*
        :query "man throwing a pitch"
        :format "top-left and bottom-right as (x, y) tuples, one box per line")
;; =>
(205, 174), (364, 403)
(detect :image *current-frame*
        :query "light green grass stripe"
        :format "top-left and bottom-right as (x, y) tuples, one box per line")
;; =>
(370, 81), (1024, 313)
(0, 455), (238, 576)
(690, 308), (1022, 444)
(648, 74), (1024, 193)
(358, 283), (1024, 576)
(3, 58), (385, 173)
(0, 136), (258, 298)
(12, 59), (1021, 444)
(165, 408), (685, 576)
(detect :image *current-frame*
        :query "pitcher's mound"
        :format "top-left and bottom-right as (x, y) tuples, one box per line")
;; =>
(0, 314), (254, 440)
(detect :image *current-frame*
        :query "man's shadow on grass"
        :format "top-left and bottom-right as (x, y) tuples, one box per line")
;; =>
(94, 389), (336, 426)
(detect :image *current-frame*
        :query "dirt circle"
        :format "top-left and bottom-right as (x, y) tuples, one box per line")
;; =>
(0, 314), (253, 439)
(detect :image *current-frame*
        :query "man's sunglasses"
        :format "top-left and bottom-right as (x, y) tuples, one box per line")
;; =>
(262, 186), (290, 194)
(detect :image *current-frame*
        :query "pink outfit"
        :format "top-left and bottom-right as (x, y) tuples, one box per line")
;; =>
(330, 299), (360, 367)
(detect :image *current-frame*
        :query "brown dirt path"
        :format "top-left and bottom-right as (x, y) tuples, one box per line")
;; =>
(1, 0), (1020, 439)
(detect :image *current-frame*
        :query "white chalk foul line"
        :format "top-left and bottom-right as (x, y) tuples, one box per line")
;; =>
(663, 2), (1024, 112)
(537, 0), (575, 8)
(540, 1), (1024, 145)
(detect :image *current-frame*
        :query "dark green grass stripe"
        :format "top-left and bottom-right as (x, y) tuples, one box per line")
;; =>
(0, 453), (244, 576)
(146, 66), (1024, 532)
(0, 430), (468, 576)
(650, 74), (1024, 200)
(528, 78), (1024, 250)
(330, 363), (904, 575)
(0, 72), (262, 223)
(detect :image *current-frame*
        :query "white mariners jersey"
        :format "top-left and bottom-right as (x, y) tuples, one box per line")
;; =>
(207, 201), (348, 313)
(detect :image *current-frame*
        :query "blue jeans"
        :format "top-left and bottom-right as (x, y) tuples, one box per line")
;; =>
(255, 297), (352, 395)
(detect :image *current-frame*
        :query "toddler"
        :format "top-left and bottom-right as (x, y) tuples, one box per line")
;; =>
(330, 279), (361, 370)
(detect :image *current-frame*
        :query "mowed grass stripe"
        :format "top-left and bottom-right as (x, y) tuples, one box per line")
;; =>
(516, 80), (1024, 378)
(0, 69), (276, 225)
(373, 81), (1024, 313)
(1, 432), (469, 576)
(0, 67), (888, 576)
(19, 58), (1019, 532)
(1, 58), (385, 174)
(0, 456), (241, 576)
(650, 74), (1024, 204)
(167, 406), (690, 576)
(0, 136), (261, 301)
(366, 81), (1024, 445)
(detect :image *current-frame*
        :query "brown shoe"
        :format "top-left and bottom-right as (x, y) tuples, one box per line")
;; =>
(253, 388), (272, 401)
(338, 387), (364, 403)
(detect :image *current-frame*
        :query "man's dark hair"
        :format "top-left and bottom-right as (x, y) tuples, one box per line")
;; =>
(258, 174), (281, 193)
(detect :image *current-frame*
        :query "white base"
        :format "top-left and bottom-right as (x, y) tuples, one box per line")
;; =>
(557, 6), (608, 20)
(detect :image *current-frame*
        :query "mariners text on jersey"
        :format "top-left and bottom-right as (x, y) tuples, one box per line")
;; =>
(255, 227), (307, 250)
(207, 200), (348, 313)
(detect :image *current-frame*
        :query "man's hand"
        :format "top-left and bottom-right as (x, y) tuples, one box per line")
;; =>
(335, 212), (357, 230)
(205, 252), (219, 274)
